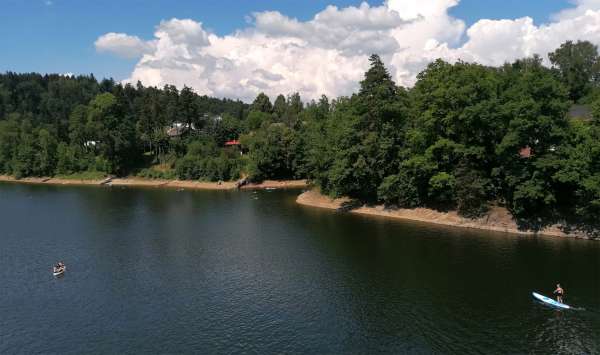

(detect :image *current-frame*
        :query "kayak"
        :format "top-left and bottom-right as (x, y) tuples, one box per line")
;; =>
(532, 292), (570, 310)
(53, 266), (66, 277)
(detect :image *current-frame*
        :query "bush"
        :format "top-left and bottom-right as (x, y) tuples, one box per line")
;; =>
(377, 172), (421, 208)
(455, 165), (489, 218)
(137, 168), (176, 180)
(175, 143), (243, 182)
(428, 172), (456, 206)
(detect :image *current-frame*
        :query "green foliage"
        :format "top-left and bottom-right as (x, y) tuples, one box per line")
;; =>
(308, 55), (409, 201)
(0, 118), (20, 174)
(494, 56), (571, 225)
(250, 92), (273, 113)
(56, 143), (87, 175)
(241, 123), (299, 182)
(273, 94), (287, 120)
(246, 111), (271, 131)
(36, 128), (58, 176)
(55, 170), (107, 180)
(175, 139), (243, 181)
(428, 172), (456, 206)
(377, 171), (421, 208)
(592, 98), (600, 125)
(577, 174), (600, 225)
(549, 40), (600, 102)
(1, 41), (599, 233)
(454, 161), (489, 218)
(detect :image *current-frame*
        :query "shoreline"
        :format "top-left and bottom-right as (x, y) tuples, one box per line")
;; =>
(2, 175), (595, 240)
(296, 190), (597, 241)
(0, 175), (308, 191)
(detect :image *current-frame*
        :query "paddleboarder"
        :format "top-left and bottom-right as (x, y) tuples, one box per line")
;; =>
(553, 283), (564, 303)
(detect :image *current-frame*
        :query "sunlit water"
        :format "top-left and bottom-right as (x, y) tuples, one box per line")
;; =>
(1, 183), (598, 354)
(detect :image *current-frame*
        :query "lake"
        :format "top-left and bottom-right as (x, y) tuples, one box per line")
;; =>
(1, 183), (599, 354)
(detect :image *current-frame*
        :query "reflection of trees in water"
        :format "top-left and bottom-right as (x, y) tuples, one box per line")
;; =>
(75, 187), (247, 264)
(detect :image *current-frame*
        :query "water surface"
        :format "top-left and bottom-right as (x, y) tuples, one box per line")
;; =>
(1, 183), (598, 354)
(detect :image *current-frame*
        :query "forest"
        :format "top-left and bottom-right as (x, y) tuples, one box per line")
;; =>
(1, 40), (599, 232)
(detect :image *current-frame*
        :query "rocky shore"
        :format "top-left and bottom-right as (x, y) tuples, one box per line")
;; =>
(296, 190), (596, 240)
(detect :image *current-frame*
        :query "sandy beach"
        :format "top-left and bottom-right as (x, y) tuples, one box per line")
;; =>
(296, 189), (596, 240)
(0, 175), (308, 191)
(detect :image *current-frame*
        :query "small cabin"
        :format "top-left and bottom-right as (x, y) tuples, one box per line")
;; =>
(224, 139), (240, 147)
(224, 139), (242, 155)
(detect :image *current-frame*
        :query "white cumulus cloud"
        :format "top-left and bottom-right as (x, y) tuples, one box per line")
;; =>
(95, 33), (155, 59)
(95, 0), (600, 102)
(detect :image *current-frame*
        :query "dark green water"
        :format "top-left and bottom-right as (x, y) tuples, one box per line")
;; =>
(0, 183), (599, 354)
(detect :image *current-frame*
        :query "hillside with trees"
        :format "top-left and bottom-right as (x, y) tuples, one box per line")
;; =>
(1, 40), (599, 233)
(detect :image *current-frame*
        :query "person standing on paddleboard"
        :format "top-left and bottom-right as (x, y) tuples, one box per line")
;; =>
(553, 284), (564, 303)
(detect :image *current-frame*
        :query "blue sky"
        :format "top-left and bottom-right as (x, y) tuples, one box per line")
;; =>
(0, 0), (574, 81)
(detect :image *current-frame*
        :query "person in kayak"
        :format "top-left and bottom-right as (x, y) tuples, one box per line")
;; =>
(53, 262), (65, 274)
(553, 284), (564, 303)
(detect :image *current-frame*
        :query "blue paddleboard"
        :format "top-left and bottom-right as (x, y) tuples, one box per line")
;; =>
(532, 292), (570, 309)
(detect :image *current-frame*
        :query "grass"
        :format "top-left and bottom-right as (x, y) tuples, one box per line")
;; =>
(135, 164), (177, 180)
(54, 171), (108, 180)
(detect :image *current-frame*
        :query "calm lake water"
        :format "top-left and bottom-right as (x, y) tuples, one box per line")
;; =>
(1, 183), (599, 354)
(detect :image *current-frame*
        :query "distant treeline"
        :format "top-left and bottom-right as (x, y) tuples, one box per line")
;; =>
(1, 40), (599, 231)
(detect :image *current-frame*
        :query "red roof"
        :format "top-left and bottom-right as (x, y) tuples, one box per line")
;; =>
(519, 146), (532, 158)
(225, 139), (240, 146)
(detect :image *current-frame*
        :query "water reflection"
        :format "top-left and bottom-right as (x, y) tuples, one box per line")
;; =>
(0, 183), (598, 354)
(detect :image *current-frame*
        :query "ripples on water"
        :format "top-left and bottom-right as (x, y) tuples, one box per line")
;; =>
(0, 184), (598, 354)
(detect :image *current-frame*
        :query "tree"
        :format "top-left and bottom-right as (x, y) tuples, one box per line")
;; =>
(0, 118), (20, 174)
(285, 92), (303, 127)
(246, 111), (271, 131)
(12, 120), (37, 178)
(2, 47), (600, 234)
(241, 124), (297, 181)
(455, 160), (489, 218)
(549, 40), (600, 102)
(179, 86), (201, 130)
(68, 105), (89, 148)
(411, 59), (503, 158)
(496, 56), (571, 224)
(273, 94), (287, 120)
(35, 128), (58, 176)
(250, 93), (273, 113)
(311, 54), (409, 201)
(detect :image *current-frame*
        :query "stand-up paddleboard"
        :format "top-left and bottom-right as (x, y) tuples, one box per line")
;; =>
(532, 292), (570, 310)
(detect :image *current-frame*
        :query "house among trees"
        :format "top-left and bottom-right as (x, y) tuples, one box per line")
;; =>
(224, 139), (242, 155)
(84, 140), (99, 149)
(0, 40), (599, 231)
(167, 122), (197, 138)
(519, 146), (533, 158)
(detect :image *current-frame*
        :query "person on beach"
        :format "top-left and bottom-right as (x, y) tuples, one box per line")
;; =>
(553, 284), (564, 303)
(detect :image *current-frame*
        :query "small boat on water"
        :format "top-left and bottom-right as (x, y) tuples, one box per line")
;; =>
(532, 292), (570, 310)
(53, 263), (66, 277)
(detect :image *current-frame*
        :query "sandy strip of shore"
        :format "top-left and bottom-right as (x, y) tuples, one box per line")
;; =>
(108, 178), (236, 190)
(296, 190), (595, 240)
(0, 175), (307, 191)
(241, 180), (309, 190)
(0, 175), (104, 186)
